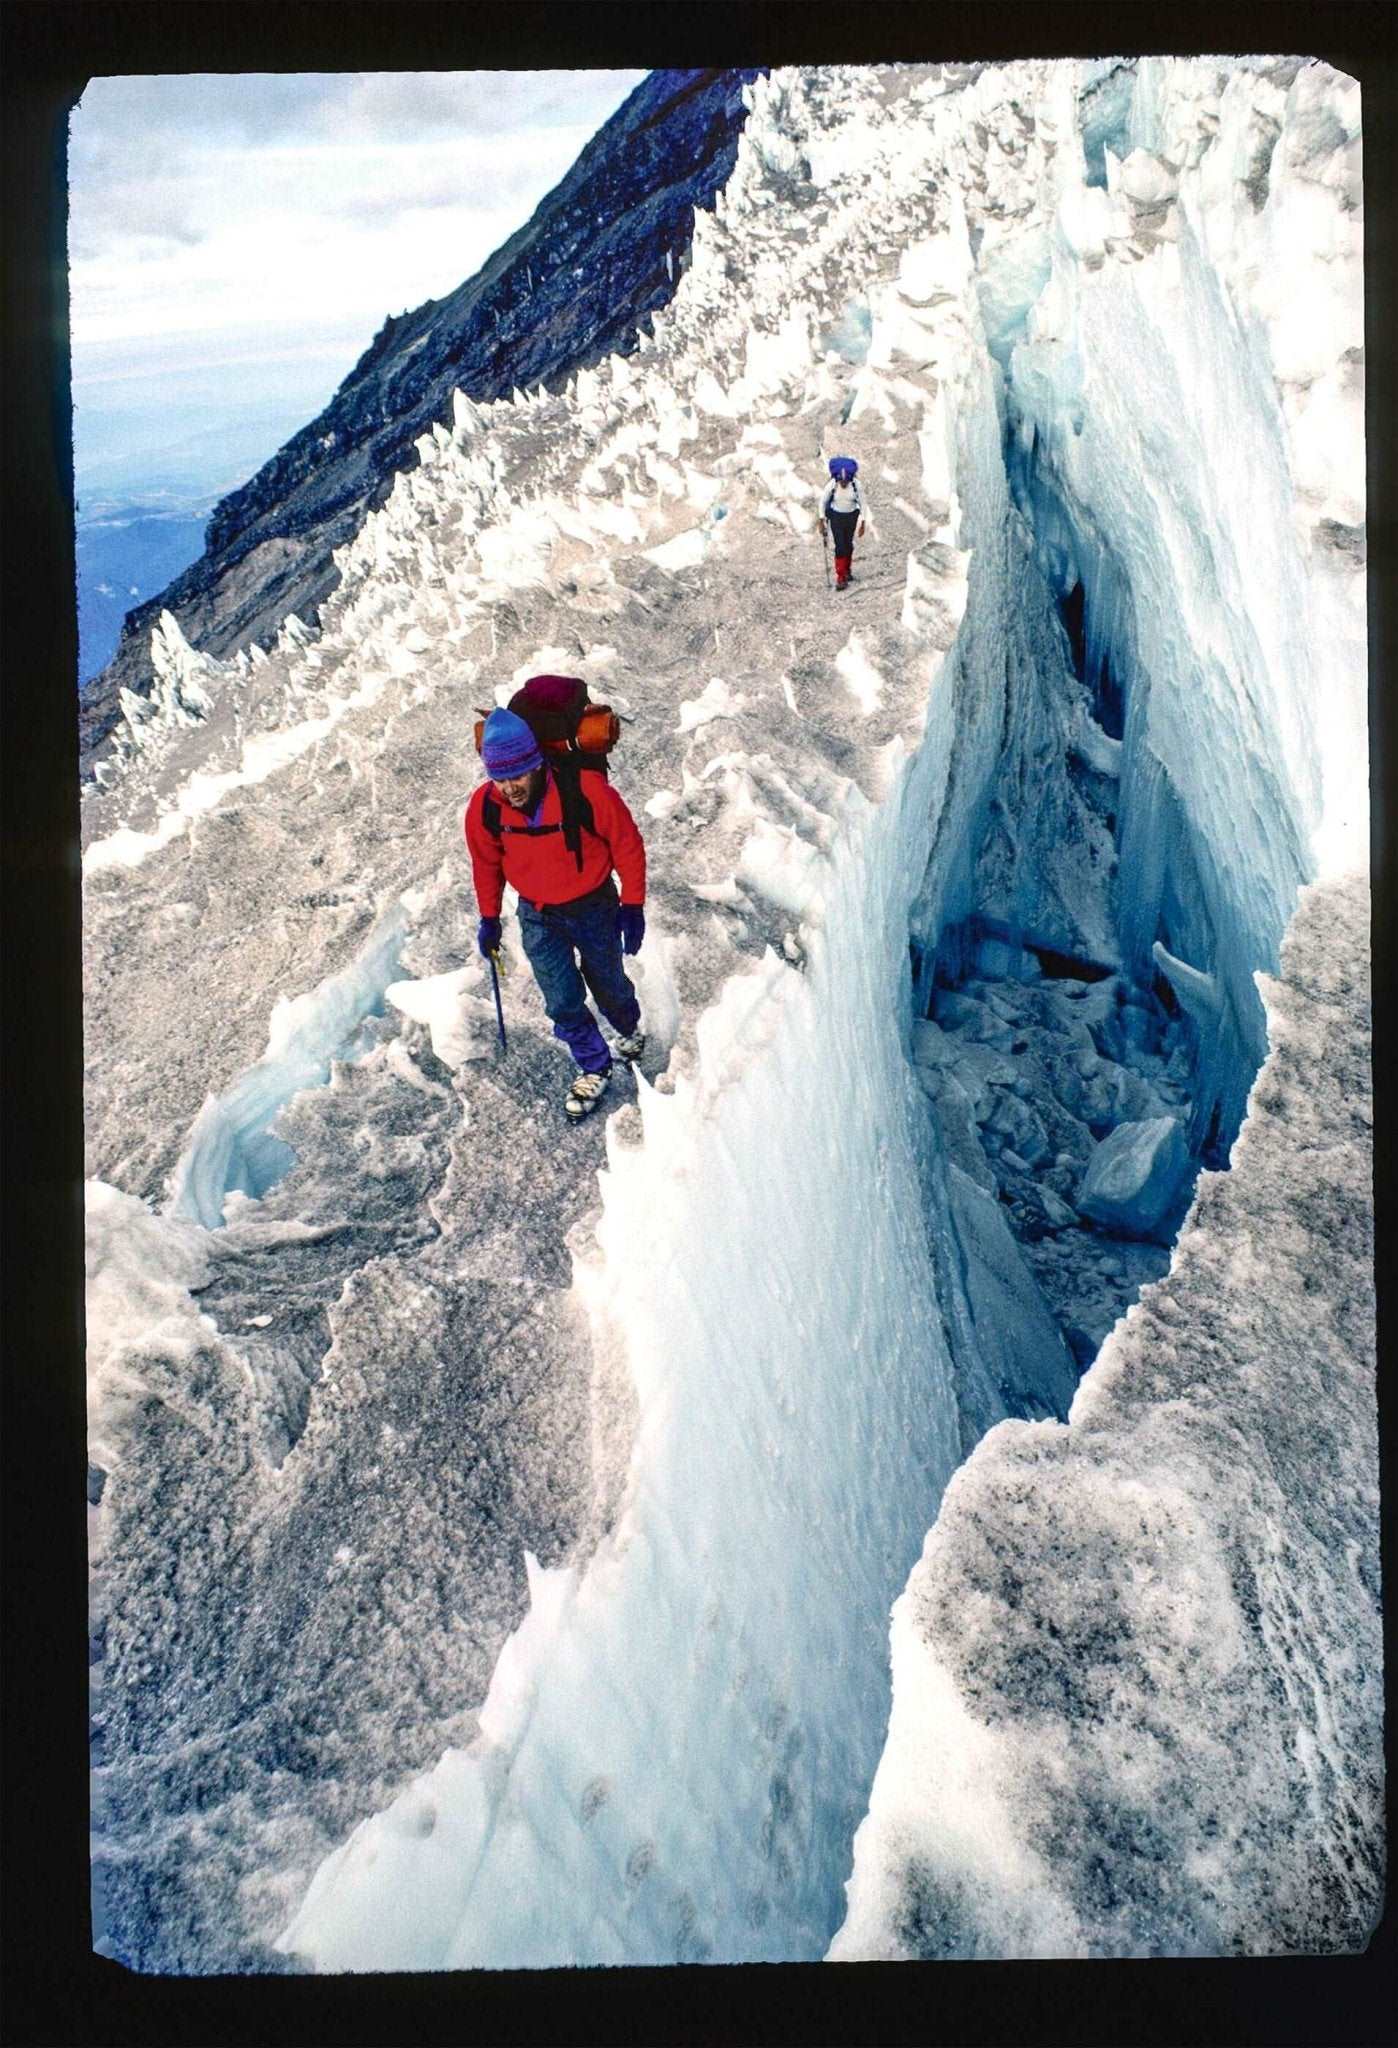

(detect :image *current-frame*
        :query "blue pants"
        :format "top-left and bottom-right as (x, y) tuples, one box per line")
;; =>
(517, 880), (640, 1074)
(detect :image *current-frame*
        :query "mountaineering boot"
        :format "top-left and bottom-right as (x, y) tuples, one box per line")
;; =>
(613, 1030), (647, 1063)
(565, 1064), (612, 1121)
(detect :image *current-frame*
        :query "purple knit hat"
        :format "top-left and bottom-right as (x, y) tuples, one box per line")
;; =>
(482, 707), (543, 778)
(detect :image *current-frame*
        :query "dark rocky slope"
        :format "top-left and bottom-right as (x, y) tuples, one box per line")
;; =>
(78, 66), (763, 769)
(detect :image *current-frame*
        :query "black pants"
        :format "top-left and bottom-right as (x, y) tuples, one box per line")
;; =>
(827, 509), (858, 567)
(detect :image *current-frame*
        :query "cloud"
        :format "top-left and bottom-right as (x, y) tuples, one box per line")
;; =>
(67, 157), (210, 259)
(332, 68), (644, 140)
(71, 71), (347, 159)
(311, 122), (601, 222)
(68, 68), (645, 178)
(71, 203), (208, 262)
(68, 69), (647, 345)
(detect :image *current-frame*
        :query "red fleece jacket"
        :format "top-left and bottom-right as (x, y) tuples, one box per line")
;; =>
(464, 767), (646, 917)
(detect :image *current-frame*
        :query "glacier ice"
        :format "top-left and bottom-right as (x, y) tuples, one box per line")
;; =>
(832, 874), (1378, 1959)
(84, 1182), (218, 1477)
(166, 902), (410, 1229)
(832, 53), (1375, 1962)
(995, 60), (1365, 1166)
(80, 52), (1373, 1974)
(1076, 1114), (1190, 1239)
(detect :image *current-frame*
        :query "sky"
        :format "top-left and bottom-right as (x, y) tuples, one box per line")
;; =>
(67, 69), (648, 504)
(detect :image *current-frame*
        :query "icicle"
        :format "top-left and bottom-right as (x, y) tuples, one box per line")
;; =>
(1151, 941), (1221, 1025)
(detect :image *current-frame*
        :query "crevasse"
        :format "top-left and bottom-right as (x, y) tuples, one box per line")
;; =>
(833, 54), (1375, 1960)
(167, 904), (410, 1229)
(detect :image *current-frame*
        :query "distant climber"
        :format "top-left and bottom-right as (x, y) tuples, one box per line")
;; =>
(819, 456), (868, 591)
(465, 697), (647, 1121)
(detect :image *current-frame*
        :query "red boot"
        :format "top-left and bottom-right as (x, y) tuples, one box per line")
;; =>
(834, 554), (851, 589)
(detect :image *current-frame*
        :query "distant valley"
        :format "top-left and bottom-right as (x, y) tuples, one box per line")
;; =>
(73, 398), (331, 681)
(76, 500), (210, 683)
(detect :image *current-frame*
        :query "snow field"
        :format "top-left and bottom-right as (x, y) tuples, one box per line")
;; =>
(85, 1182), (218, 1479)
(277, 153), (1000, 1961)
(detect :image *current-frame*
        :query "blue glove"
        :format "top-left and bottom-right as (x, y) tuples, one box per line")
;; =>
(477, 916), (502, 959)
(617, 904), (646, 956)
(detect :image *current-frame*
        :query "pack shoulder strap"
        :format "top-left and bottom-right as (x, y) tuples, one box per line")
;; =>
(480, 770), (596, 874)
(552, 759), (597, 871)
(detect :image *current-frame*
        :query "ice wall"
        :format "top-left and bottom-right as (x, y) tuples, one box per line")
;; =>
(1004, 55), (1365, 1155)
(832, 873), (1379, 1957)
(835, 55), (1376, 1960)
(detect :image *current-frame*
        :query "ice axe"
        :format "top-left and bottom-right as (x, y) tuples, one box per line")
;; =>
(819, 518), (830, 589)
(487, 948), (508, 1053)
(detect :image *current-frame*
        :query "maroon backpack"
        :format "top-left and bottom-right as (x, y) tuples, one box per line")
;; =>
(473, 675), (622, 872)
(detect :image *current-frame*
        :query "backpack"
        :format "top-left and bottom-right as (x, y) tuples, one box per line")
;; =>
(826, 455), (861, 511)
(473, 674), (621, 873)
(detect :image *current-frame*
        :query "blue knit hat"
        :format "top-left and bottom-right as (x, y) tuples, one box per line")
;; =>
(482, 707), (543, 778)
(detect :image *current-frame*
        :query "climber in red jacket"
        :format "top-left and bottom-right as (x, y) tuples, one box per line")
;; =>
(464, 706), (647, 1121)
